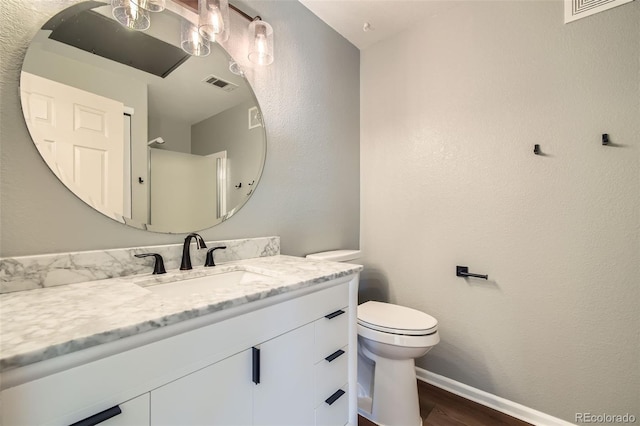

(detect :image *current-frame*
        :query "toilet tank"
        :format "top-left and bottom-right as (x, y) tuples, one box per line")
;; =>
(306, 250), (362, 263)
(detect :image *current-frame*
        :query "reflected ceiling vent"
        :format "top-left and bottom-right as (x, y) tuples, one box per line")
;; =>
(202, 75), (238, 92)
(564, 0), (634, 23)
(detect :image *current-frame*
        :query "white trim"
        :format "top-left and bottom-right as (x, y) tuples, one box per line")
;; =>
(123, 106), (134, 115)
(415, 368), (576, 426)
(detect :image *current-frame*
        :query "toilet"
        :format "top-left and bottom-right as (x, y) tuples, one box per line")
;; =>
(306, 250), (440, 426)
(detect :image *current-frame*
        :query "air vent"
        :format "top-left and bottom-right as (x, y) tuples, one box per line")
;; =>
(202, 75), (238, 92)
(564, 0), (634, 23)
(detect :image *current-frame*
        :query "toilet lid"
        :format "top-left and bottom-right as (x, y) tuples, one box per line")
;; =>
(357, 301), (438, 336)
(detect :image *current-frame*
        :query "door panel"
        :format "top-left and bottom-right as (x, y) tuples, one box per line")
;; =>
(20, 71), (125, 219)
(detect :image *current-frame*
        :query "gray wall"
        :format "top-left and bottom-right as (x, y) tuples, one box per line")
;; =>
(360, 0), (639, 422)
(148, 112), (191, 154)
(0, 0), (360, 257)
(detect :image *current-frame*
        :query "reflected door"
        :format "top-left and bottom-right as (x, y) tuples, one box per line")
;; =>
(20, 71), (125, 219)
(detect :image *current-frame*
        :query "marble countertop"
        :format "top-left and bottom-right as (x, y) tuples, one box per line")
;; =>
(0, 255), (362, 372)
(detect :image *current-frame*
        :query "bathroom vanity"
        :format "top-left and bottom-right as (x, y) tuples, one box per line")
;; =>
(0, 244), (361, 426)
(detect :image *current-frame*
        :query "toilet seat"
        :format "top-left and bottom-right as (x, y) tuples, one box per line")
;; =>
(357, 301), (438, 336)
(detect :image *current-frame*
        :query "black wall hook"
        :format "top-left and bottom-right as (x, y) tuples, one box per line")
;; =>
(602, 134), (609, 145)
(533, 144), (542, 155)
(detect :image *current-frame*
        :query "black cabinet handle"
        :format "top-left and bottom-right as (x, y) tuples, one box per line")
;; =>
(252, 347), (260, 384)
(325, 349), (345, 362)
(325, 389), (346, 406)
(69, 406), (122, 426)
(325, 309), (345, 319)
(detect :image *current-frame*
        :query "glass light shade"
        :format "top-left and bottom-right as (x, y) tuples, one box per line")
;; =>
(131, 0), (165, 12)
(111, 0), (150, 31)
(199, 0), (230, 43)
(247, 20), (274, 66)
(181, 19), (211, 56)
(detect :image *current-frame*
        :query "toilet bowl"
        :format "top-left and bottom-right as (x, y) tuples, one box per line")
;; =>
(357, 301), (439, 426)
(305, 250), (440, 426)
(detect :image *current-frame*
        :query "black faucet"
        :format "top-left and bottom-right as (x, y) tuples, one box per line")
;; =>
(180, 233), (207, 270)
(204, 246), (227, 267)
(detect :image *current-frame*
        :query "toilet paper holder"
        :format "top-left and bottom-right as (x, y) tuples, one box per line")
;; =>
(456, 265), (488, 280)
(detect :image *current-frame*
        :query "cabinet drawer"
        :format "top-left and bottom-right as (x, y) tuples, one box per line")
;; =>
(94, 393), (150, 426)
(315, 307), (349, 362)
(66, 393), (150, 426)
(315, 385), (348, 426)
(314, 346), (348, 407)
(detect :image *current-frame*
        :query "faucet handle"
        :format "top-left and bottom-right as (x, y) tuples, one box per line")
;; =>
(134, 253), (166, 275)
(204, 246), (227, 267)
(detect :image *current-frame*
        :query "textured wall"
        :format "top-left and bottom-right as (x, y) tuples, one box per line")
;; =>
(0, 0), (360, 257)
(360, 1), (639, 422)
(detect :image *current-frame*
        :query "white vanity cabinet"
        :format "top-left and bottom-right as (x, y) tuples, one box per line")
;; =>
(0, 276), (357, 426)
(150, 323), (317, 426)
(150, 349), (253, 426)
(252, 322), (316, 425)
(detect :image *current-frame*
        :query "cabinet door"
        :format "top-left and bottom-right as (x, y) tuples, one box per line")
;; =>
(253, 323), (315, 426)
(150, 349), (252, 426)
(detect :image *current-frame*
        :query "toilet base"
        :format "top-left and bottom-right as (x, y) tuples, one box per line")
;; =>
(359, 345), (423, 426)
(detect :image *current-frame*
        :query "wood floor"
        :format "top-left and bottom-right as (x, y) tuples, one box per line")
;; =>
(358, 381), (532, 426)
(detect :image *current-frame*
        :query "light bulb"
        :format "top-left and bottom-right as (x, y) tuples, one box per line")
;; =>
(199, 0), (229, 42)
(181, 19), (210, 56)
(248, 20), (274, 66)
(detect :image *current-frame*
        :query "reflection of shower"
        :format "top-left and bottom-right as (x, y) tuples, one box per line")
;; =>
(148, 137), (165, 146)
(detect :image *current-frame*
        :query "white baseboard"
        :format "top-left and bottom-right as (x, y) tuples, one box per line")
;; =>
(415, 367), (576, 426)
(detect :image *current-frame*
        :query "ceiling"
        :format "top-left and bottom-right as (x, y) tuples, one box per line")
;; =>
(298, 0), (462, 50)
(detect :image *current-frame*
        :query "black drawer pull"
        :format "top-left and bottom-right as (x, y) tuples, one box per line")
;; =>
(325, 309), (345, 319)
(325, 349), (345, 362)
(325, 389), (346, 406)
(252, 347), (260, 384)
(69, 405), (122, 426)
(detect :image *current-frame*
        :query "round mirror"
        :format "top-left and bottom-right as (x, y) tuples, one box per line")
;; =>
(20, 1), (266, 233)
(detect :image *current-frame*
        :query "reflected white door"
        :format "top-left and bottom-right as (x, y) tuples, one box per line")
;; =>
(20, 71), (125, 220)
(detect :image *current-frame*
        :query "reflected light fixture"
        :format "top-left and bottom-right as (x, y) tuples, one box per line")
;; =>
(110, 0), (275, 65)
(131, 0), (166, 13)
(199, 0), (230, 43)
(181, 19), (211, 56)
(111, 0), (151, 31)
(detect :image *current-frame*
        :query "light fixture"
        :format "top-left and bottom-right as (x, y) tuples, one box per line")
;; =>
(247, 19), (274, 66)
(131, 0), (165, 13)
(111, 0), (150, 31)
(110, 0), (275, 65)
(228, 60), (244, 76)
(199, 0), (230, 43)
(181, 18), (211, 56)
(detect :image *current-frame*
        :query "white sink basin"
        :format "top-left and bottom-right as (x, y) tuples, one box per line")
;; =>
(143, 270), (275, 297)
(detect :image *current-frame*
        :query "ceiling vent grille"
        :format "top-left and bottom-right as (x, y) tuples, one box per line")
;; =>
(202, 75), (238, 92)
(564, 0), (634, 23)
